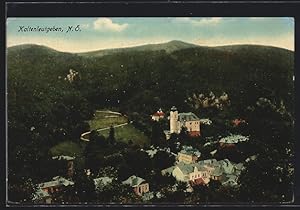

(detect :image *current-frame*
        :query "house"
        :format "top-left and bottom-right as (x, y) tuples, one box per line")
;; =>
(200, 118), (212, 126)
(245, 155), (257, 163)
(232, 118), (246, 127)
(143, 148), (158, 158)
(218, 159), (235, 174)
(37, 176), (74, 194)
(161, 166), (175, 176)
(151, 108), (165, 121)
(52, 155), (75, 177)
(172, 162), (210, 185)
(166, 106), (201, 139)
(219, 134), (249, 148)
(163, 157), (245, 188)
(177, 146), (201, 164)
(33, 176), (74, 203)
(32, 188), (52, 204)
(210, 167), (223, 181)
(122, 175), (150, 196)
(221, 174), (239, 187)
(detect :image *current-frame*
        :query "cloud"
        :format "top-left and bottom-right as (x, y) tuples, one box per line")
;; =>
(93, 18), (128, 32)
(174, 17), (222, 26)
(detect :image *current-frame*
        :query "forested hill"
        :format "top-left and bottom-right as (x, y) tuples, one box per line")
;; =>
(8, 41), (294, 119)
(76, 40), (199, 57)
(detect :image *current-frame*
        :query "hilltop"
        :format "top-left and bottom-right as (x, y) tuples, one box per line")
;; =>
(76, 40), (199, 57)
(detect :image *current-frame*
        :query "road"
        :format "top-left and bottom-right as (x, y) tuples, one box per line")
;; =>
(80, 111), (128, 142)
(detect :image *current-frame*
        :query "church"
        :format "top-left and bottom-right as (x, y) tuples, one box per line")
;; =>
(164, 106), (201, 139)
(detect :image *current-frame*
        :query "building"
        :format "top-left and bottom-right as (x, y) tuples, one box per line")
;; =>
(122, 175), (150, 196)
(200, 118), (212, 126)
(161, 166), (176, 176)
(232, 118), (246, 127)
(169, 106), (201, 137)
(210, 167), (223, 181)
(37, 176), (74, 194)
(163, 158), (244, 187)
(177, 146), (201, 164)
(172, 162), (210, 185)
(32, 188), (52, 204)
(219, 135), (249, 148)
(151, 108), (165, 121)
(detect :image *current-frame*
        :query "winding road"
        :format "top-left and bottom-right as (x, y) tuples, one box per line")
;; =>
(80, 111), (128, 142)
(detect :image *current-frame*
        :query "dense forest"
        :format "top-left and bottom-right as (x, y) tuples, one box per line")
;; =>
(7, 40), (295, 203)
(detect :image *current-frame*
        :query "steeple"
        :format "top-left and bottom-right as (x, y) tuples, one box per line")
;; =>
(170, 106), (179, 133)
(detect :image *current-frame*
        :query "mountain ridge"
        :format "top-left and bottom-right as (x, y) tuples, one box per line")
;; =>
(7, 40), (294, 57)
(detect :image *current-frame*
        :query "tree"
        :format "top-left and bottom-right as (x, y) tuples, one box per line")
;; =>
(108, 125), (116, 145)
(152, 151), (175, 172)
(73, 170), (96, 203)
(179, 126), (189, 142)
(8, 178), (36, 203)
(122, 149), (152, 178)
(237, 98), (294, 202)
(150, 121), (166, 146)
(164, 181), (187, 203)
(191, 184), (210, 203)
(95, 180), (140, 203)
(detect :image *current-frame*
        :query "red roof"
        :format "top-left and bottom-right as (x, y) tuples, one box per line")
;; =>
(232, 118), (246, 126)
(189, 131), (201, 137)
(190, 178), (205, 186)
(153, 112), (165, 117)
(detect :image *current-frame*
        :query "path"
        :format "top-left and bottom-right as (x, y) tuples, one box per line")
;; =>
(80, 111), (128, 142)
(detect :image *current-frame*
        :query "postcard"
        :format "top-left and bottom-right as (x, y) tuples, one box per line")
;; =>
(6, 16), (295, 205)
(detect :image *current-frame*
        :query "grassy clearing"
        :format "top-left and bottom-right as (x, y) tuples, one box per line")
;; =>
(88, 110), (150, 146)
(88, 111), (127, 130)
(99, 124), (150, 146)
(50, 141), (83, 156)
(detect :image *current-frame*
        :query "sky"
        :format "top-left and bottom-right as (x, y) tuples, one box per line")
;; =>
(6, 17), (294, 52)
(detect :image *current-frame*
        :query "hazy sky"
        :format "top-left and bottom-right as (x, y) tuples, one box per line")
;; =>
(7, 17), (294, 52)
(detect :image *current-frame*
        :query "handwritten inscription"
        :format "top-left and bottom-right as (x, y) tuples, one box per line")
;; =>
(17, 25), (82, 33)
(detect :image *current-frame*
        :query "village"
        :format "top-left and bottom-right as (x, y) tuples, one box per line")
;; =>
(31, 105), (254, 204)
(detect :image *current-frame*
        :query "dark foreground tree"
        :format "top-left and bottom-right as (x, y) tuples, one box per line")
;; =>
(238, 98), (294, 202)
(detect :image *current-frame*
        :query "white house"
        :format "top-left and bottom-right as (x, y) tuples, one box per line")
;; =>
(177, 146), (201, 164)
(167, 106), (201, 139)
(172, 162), (210, 185)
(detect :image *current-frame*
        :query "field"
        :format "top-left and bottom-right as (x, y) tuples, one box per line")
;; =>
(88, 110), (150, 146)
(99, 124), (149, 146)
(50, 141), (83, 156)
(88, 111), (128, 130)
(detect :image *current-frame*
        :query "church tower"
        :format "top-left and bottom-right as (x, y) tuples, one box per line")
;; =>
(170, 106), (179, 133)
